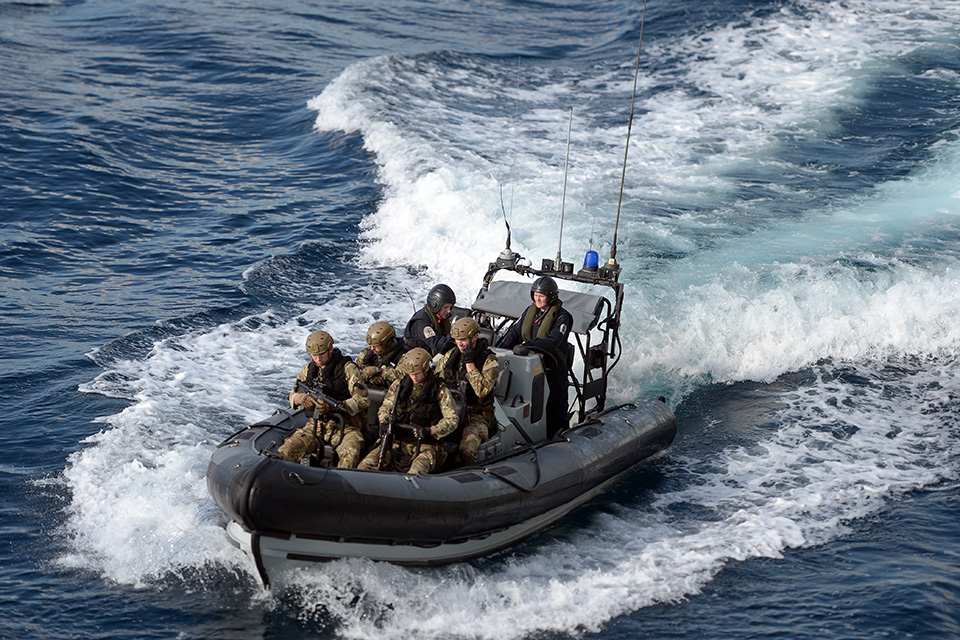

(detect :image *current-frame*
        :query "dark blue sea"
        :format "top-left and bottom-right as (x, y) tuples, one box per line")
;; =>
(3, 0), (960, 637)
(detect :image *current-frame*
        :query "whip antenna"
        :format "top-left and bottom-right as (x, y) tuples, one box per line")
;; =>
(496, 183), (518, 266)
(508, 56), (521, 220)
(609, 0), (648, 270)
(495, 59), (521, 269)
(500, 184), (513, 251)
(556, 106), (573, 266)
(403, 287), (418, 314)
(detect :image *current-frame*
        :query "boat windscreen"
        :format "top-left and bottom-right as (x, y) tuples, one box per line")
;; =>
(471, 280), (606, 333)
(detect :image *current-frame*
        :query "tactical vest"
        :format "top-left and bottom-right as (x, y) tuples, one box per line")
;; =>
(305, 349), (352, 402)
(392, 371), (443, 430)
(519, 302), (568, 365)
(442, 339), (494, 408)
(359, 340), (405, 368)
(428, 307), (451, 342)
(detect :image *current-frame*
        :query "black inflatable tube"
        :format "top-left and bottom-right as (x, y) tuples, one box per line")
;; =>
(208, 399), (676, 548)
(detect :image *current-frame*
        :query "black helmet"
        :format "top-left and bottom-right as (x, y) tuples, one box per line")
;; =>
(530, 276), (559, 305)
(426, 284), (456, 314)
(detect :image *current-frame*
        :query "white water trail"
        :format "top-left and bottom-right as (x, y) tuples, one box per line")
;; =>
(57, 2), (960, 638)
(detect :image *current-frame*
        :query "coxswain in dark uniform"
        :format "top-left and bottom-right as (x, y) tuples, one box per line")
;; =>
(498, 276), (573, 437)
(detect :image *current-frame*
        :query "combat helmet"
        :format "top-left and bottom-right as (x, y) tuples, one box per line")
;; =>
(530, 276), (559, 305)
(305, 330), (334, 355)
(398, 347), (432, 375)
(450, 317), (480, 340)
(426, 284), (456, 314)
(365, 320), (396, 347)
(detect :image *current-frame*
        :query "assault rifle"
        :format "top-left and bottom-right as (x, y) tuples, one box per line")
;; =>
(294, 380), (348, 456)
(375, 401), (434, 470)
(294, 380), (348, 415)
(376, 401), (399, 471)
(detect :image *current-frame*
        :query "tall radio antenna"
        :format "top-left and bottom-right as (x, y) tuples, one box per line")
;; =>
(508, 56), (521, 220)
(609, 0), (648, 270)
(556, 106), (573, 267)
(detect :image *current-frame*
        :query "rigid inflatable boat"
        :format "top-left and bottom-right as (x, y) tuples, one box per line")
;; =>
(207, 249), (677, 586)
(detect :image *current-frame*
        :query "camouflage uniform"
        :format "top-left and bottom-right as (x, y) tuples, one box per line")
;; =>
(278, 353), (369, 468)
(355, 344), (405, 388)
(355, 320), (406, 389)
(436, 340), (499, 466)
(358, 372), (459, 475)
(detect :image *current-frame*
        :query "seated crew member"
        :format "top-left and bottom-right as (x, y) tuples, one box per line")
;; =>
(436, 317), (499, 466)
(498, 275), (573, 437)
(278, 330), (369, 468)
(403, 283), (456, 357)
(355, 320), (406, 388)
(358, 347), (458, 475)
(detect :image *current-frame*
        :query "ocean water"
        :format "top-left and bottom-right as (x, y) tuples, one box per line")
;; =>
(2, 0), (960, 638)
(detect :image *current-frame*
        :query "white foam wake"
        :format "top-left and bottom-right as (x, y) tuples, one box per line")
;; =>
(59, 2), (960, 637)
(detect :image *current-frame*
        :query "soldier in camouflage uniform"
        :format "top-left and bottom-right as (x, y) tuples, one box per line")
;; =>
(436, 317), (499, 466)
(278, 330), (369, 468)
(354, 320), (406, 388)
(358, 347), (458, 475)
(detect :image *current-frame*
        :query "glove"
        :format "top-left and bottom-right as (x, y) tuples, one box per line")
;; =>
(362, 365), (381, 380)
(461, 345), (476, 361)
(512, 344), (529, 356)
(379, 422), (390, 437)
(302, 396), (328, 413)
(414, 426), (431, 440)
